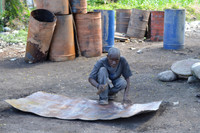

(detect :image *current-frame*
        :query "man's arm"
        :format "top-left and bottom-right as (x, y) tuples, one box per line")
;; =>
(88, 77), (107, 92)
(123, 77), (132, 104)
(88, 77), (99, 89)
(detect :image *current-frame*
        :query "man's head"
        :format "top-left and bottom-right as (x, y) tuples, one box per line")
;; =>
(107, 47), (120, 68)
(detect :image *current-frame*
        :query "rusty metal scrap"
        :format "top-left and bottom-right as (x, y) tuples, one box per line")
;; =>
(5, 91), (162, 120)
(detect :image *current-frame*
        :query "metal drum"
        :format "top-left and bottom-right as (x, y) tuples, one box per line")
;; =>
(149, 11), (164, 41)
(49, 14), (75, 62)
(116, 9), (132, 34)
(163, 9), (185, 50)
(25, 9), (57, 63)
(94, 10), (115, 52)
(127, 8), (150, 38)
(34, 0), (69, 15)
(69, 0), (87, 14)
(75, 12), (102, 57)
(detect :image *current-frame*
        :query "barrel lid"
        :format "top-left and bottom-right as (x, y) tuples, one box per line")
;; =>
(171, 59), (200, 77)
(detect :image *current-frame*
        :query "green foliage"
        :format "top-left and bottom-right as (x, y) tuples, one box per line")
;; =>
(0, 29), (27, 44)
(0, 0), (31, 31)
(87, 0), (200, 20)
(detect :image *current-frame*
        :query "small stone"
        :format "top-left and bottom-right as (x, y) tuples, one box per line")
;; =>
(157, 70), (178, 82)
(10, 58), (17, 61)
(173, 101), (179, 106)
(130, 47), (136, 50)
(187, 76), (200, 84)
(3, 27), (11, 32)
(12, 30), (19, 34)
(137, 49), (143, 54)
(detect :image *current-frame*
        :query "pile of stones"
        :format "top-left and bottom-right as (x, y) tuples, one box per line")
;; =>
(158, 59), (200, 83)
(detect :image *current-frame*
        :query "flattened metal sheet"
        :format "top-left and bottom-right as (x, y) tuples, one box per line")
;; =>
(5, 91), (162, 120)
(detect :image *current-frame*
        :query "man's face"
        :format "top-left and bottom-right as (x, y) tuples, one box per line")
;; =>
(107, 55), (120, 68)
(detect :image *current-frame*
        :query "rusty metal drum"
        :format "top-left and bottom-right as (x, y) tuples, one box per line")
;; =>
(49, 14), (75, 62)
(34, 0), (69, 15)
(116, 9), (132, 34)
(149, 11), (164, 41)
(127, 8), (150, 38)
(69, 0), (87, 14)
(75, 12), (102, 57)
(25, 9), (57, 63)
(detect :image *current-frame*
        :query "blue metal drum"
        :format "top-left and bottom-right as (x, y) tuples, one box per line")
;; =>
(163, 9), (185, 50)
(94, 10), (115, 52)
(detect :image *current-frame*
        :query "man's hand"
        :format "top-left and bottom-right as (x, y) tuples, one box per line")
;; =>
(96, 84), (107, 95)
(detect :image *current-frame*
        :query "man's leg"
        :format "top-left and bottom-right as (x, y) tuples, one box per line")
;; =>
(109, 78), (127, 96)
(97, 67), (109, 103)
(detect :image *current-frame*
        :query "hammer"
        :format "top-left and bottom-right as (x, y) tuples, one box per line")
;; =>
(96, 78), (113, 95)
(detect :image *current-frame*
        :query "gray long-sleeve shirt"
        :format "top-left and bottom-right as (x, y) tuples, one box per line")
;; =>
(89, 56), (132, 81)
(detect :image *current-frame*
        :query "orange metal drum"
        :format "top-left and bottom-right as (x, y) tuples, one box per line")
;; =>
(49, 14), (75, 61)
(25, 9), (57, 63)
(149, 11), (164, 41)
(69, 0), (87, 14)
(75, 12), (102, 58)
(34, 0), (69, 15)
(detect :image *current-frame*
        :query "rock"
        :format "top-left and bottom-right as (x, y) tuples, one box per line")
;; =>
(10, 58), (17, 61)
(157, 70), (178, 82)
(187, 76), (200, 83)
(12, 30), (19, 34)
(130, 47), (136, 50)
(171, 59), (200, 78)
(191, 62), (200, 79)
(172, 101), (179, 106)
(3, 27), (11, 32)
(136, 49), (143, 54)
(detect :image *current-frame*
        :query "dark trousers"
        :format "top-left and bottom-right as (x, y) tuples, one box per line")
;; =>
(97, 67), (127, 100)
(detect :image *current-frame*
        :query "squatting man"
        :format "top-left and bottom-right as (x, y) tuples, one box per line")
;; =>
(88, 47), (132, 105)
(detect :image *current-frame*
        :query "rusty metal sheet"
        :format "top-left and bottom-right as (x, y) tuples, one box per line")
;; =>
(5, 91), (162, 120)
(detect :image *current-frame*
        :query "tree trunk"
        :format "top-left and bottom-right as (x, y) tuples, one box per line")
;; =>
(2, 0), (5, 10)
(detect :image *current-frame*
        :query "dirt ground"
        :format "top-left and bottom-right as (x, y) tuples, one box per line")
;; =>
(1, 36), (200, 133)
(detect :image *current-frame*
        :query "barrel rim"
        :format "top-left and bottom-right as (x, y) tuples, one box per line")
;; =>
(164, 9), (185, 11)
(150, 11), (165, 13)
(31, 9), (57, 23)
(116, 9), (132, 12)
(55, 14), (73, 17)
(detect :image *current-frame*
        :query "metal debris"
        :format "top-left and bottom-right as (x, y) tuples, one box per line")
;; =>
(5, 91), (162, 121)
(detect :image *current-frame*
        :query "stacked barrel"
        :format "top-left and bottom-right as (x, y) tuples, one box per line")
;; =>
(25, 0), (76, 63)
(71, 0), (102, 57)
(24, 0), (186, 64)
(116, 8), (185, 50)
